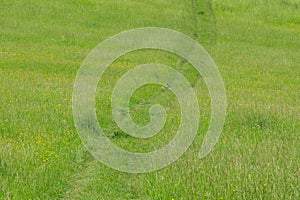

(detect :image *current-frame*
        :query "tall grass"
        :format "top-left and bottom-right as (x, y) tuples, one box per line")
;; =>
(0, 0), (299, 199)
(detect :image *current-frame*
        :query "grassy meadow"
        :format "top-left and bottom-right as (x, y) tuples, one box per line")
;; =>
(0, 0), (299, 199)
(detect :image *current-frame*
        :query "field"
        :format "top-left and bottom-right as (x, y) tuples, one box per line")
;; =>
(0, 0), (299, 199)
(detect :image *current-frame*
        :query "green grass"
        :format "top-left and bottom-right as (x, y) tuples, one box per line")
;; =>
(0, 0), (299, 199)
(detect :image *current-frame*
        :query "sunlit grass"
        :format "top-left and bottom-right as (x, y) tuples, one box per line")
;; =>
(0, 0), (299, 199)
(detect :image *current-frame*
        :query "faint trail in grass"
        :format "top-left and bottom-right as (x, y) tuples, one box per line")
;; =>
(205, 0), (217, 44)
(61, 158), (150, 200)
(61, 159), (98, 200)
(62, 2), (217, 196)
(190, 0), (217, 44)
